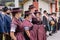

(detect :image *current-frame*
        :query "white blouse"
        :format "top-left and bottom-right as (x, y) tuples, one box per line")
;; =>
(10, 23), (17, 32)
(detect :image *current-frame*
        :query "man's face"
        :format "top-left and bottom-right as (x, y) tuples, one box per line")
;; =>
(45, 12), (47, 15)
(7, 10), (11, 14)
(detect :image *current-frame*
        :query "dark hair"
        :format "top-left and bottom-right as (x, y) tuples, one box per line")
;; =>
(12, 12), (18, 17)
(43, 10), (47, 13)
(35, 10), (38, 12)
(24, 11), (31, 18)
(34, 12), (41, 16)
(2, 6), (8, 12)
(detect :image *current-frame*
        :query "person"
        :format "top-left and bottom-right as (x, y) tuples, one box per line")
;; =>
(29, 5), (36, 18)
(51, 13), (57, 33)
(48, 14), (53, 36)
(32, 12), (46, 40)
(10, 8), (25, 40)
(0, 12), (5, 40)
(2, 7), (12, 40)
(43, 10), (49, 31)
(22, 11), (35, 40)
(58, 13), (60, 30)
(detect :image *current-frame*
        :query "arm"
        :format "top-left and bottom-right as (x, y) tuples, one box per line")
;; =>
(25, 30), (30, 37)
(0, 20), (5, 33)
(10, 32), (16, 40)
(24, 27), (30, 37)
(43, 16), (46, 25)
(4, 16), (9, 33)
(10, 23), (17, 40)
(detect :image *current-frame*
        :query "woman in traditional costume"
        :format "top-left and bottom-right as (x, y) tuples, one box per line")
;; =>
(10, 8), (25, 40)
(22, 11), (35, 40)
(32, 12), (46, 40)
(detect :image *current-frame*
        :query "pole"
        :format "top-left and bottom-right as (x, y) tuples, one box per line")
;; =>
(15, 0), (19, 7)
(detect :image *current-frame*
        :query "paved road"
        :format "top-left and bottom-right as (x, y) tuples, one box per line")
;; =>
(47, 31), (60, 40)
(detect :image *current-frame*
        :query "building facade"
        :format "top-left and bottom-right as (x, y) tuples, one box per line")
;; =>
(0, 0), (59, 13)
(59, 1), (60, 12)
(23, 0), (59, 13)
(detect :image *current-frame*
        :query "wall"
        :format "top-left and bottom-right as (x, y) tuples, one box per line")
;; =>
(23, 0), (55, 13)
(23, 0), (33, 11)
(38, 0), (50, 13)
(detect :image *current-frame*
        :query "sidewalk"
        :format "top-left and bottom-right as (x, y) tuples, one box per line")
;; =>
(47, 31), (60, 40)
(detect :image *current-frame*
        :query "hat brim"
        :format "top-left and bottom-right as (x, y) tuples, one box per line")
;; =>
(29, 6), (35, 9)
(11, 9), (22, 13)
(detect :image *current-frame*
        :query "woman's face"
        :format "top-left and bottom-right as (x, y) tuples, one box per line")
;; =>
(36, 13), (41, 18)
(17, 12), (22, 18)
(31, 8), (36, 13)
(28, 14), (32, 21)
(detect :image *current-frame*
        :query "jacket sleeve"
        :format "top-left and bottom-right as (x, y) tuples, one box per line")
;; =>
(4, 17), (8, 33)
(1, 22), (5, 33)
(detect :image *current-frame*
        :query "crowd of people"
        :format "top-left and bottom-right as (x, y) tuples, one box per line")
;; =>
(0, 4), (60, 40)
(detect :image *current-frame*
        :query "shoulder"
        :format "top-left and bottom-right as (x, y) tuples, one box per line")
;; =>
(22, 20), (30, 27)
(0, 13), (2, 16)
(23, 20), (28, 24)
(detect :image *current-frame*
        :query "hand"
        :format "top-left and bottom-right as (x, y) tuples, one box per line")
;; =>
(44, 25), (46, 27)
(14, 39), (16, 40)
(13, 37), (16, 40)
(28, 33), (30, 38)
(4, 33), (9, 35)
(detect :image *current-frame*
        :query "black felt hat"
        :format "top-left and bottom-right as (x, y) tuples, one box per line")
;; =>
(25, 11), (32, 14)
(12, 8), (22, 13)
(29, 5), (35, 9)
